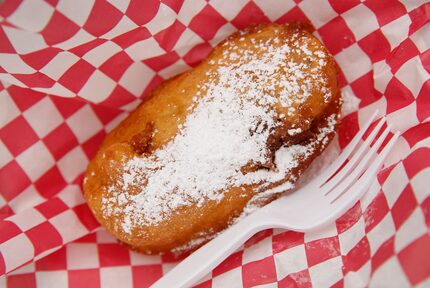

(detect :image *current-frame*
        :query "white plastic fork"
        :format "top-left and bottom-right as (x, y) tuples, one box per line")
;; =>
(152, 111), (400, 288)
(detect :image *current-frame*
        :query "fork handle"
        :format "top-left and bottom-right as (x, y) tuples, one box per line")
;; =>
(151, 214), (270, 288)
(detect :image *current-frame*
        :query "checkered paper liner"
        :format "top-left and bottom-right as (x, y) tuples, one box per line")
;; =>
(0, 0), (429, 287)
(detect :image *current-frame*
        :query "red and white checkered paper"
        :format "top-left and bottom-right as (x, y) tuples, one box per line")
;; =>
(0, 0), (429, 287)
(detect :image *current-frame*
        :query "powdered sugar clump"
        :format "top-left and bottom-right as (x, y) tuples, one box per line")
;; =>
(101, 28), (334, 233)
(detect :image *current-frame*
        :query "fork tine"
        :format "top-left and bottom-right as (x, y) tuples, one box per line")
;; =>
(327, 125), (393, 203)
(329, 131), (400, 211)
(311, 110), (379, 187)
(321, 117), (386, 195)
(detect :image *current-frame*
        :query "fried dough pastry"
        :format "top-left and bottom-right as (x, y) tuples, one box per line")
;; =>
(83, 23), (342, 255)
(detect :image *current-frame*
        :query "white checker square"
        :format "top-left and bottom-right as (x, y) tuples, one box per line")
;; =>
(254, 0), (295, 21)
(67, 243), (99, 269)
(57, 146), (88, 183)
(57, 0), (95, 26)
(308, 256), (343, 287)
(242, 236), (273, 264)
(100, 267), (132, 288)
(3, 26), (47, 54)
(7, 0), (54, 32)
(173, 28), (204, 55)
(33, 82), (76, 98)
(40, 52), (80, 81)
(105, 113), (128, 132)
(8, 209), (46, 231)
(209, 23), (237, 47)
(0, 275), (5, 287)
(8, 262), (35, 275)
(158, 59), (190, 79)
(0, 234), (34, 272)
(0, 90), (20, 129)
(212, 267), (243, 288)
(410, 23), (430, 52)
(341, 85), (361, 116)
(50, 209), (88, 243)
(23, 98), (63, 138)
(386, 102), (419, 132)
(369, 257), (410, 288)
(125, 38), (165, 61)
(395, 56), (428, 97)
(78, 70), (116, 103)
(304, 222), (338, 243)
(416, 277), (430, 288)
(394, 208), (427, 252)
(367, 214), (395, 255)
(0, 74), (25, 87)
(16, 141), (55, 181)
(381, 15), (411, 49)
(342, 4), (379, 40)
(130, 251), (162, 265)
(334, 43), (372, 83)
(339, 217), (366, 255)
(54, 29), (96, 50)
(119, 62), (155, 96)
(101, 16), (138, 40)
(274, 244), (308, 279)
(299, 0), (338, 29)
(0, 54), (36, 74)
(402, 0), (428, 12)
(382, 163), (409, 208)
(107, 0), (130, 13)
(373, 60), (393, 93)
(344, 261), (371, 288)
(161, 263), (176, 275)
(360, 179), (382, 211)
(145, 3), (177, 35)
(177, 0), (207, 25)
(194, 272), (212, 286)
(9, 185), (45, 213)
(411, 168), (430, 203)
(66, 105), (103, 143)
(36, 271), (68, 288)
(0, 140), (13, 167)
(57, 185), (85, 207)
(210, 0), (249, 21)
(82, 41), (122, 68)
(96, 229), (118, 243)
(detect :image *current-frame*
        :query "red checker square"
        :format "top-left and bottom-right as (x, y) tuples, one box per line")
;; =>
(20, 47), (62, 70)
(50, 96), (85, 119)
(398, 234), (430, 285)
(74, 233), (97, 243)
(350, 72), (383, 108)
(231, 2), (270, 30)
(189, 5), (227, 41)
(69, 38), (107, 58)
(0, 161), (31, 201)
(0, 252), (4, 275)
(45, 0), (58, 6)
(34, 166), (67, 198)
(82, 131), (106, 159)
(0, 0), (22, 18)
(91, 104), (122, 125)
(409, 4), (430, 35)
(13, 72), (55, 88)
(386, 39), (420, 73)
(98, 243), (131, 266)
(0, 205), (14, 221)
(73, 203), (100, 232)
(7, 82), (45, 112)
(36, 198), (68, 219)
(318, 17), (356, 55)
(391, 184), (418, 229)
(0, 116), (39, 156)
(402, 122), (430, 149)
(402, 148), (430, 179)
(364, 0), (407, 27)
(337, 112), (359, 149)
(83, 0), (123, 37)
(154, 20), (186, 52)
(416, 80), (430, 122)
(112, 27), (151, 49)
(58, 60), (96, 94)
(0, 26), (16, 53)
(358, 29), (391, 63)
(25, 222), (63, 256)
(7, 273), (36, 288)
(183, 43), (213, 67)
(245, 229), (272, 248)
(126, 0), (160, 26)
(142, 75), (164, 99)
(364, 192), (390, 233)
(193, 280), (212, 288)
(371, 236), (394, 271)
(99, 51), (134, 82)
(242, 256), (277, 287)
(212, 250), (243, 277)
(422, 196), (430, 228)
(328, 0), (360, 14)
(69, 269), (101, 288)
(342, 237), (370, 273)
(143, 51), (180, 71)
(275, 6), (309, 25)
(337, 68), (349, 88)
(0, 220), (22, 244)
(41, 10), (80, 45)
(336, 201), (362, 234)
(305, 236), (340, 267)
(272, 231), (304, 254)
(132, 265), (163, 287)
(278, 269), (311, 288)
(35, 246), (67, 270)
(43, 123), (79, 160)
(384, 77), (415, 114)
(161, 0), (184, 13)
(99, 86), (136, 108)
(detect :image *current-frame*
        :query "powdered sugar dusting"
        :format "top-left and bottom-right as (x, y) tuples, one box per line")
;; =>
(101, 26), (334, 234)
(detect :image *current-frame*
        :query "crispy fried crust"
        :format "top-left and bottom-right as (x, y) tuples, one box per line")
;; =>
(83, 23), (341, 254)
